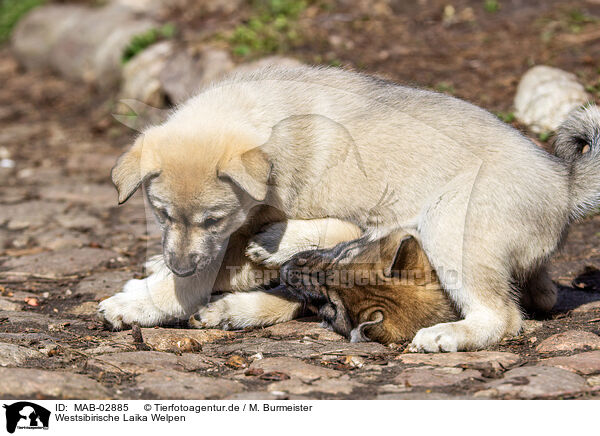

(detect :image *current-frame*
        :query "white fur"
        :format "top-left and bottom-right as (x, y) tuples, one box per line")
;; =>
(98, 255), (213, 329)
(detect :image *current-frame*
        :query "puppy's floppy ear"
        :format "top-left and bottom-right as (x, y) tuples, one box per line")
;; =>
(218, 147), (272, 201)
(384, 235), (420, 277)
(111, 135), (159, 204)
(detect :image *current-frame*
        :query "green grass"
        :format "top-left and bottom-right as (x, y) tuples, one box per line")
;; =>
(483, 0), (500, 13)
(0, 0), (45, 44)
(495, 111), (515, 123)
(434, 82), (455, 95)
(585, 81), (600, 97)
(538, 131), (553, 142)
(121, 23), (176, 63)
(229, 0), (307, 58)
(567, 8), (598, 33)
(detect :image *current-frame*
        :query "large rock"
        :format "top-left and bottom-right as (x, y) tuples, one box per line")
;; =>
(160, 53), (301, 104)
(110, 0), (180, 18)
(0, 298), (21, 311)
(37, 182), (119, 206)
(0, 310), (77, 329)
(397, 351), (521, 371)
(393, 366), (481, 388)
(1, 248), (117, 277)
(267, 375), (363, 395)
(33, 227), (91, 251)
(111, 0), (244, 17)
(0, 368), (109, 399)
(540, 351), (600, 375)
(0, 343), (43, 366)
(90, 351), (215, 374)
(378, 392), (471, 400)
(476, 366), (588, 399)
(571, 300), (600, 314)
(12, 4), (157, 88)
(159, 48), (235, 103)
(0, 201), (66, 230)
(514, 65), (590, 133)
(262, 319), (345, 341)
(120, 41), (174, 107)
(75, 271), (134, 300)
(135, 369), (243, 399)
(204, 337), (390, 359)
(113, 327), (235, 351)
(249, 357), (341, 382)
(536, 331), (600, 353)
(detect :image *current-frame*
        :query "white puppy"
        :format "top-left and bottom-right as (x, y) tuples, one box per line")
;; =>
(100, 66), (600, 352)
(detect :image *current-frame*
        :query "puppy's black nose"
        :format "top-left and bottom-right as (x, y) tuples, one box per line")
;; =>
(280, 261), (303, 288)
(170, 265), (197, 277)
(167, 252), (199, 277)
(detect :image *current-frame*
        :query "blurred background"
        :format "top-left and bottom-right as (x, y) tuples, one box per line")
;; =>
(3, 0), (600, 117)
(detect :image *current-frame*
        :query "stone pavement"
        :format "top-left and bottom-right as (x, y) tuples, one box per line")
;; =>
(1, 51), (600, 400)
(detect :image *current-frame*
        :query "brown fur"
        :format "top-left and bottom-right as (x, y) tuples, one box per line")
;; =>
(280, 232), (458, 344)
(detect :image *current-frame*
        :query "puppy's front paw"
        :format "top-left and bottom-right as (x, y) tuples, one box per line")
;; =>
(97, 278), (166, 330)
(408, 323), (460, 353)
(246, 240), (279, 267)
(246, 222), (300, 267)
(189, 298), (233, 330)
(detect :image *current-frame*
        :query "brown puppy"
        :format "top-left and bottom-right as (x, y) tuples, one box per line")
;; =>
(280, 232), (458, 345)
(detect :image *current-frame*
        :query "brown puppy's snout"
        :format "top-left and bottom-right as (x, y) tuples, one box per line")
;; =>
(280, 259), (305, 288)
(280, 254), (328, 302)
(166, 251), (200, 277)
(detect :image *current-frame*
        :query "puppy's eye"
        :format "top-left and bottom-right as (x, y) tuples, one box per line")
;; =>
(202, 216), (224, 227)
(156, 208), (171, 222)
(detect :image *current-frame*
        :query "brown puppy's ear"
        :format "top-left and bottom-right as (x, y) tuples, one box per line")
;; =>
(111, 136), (159, 204)
(384, 235), (420, 277)
(218, 147), (272, 201)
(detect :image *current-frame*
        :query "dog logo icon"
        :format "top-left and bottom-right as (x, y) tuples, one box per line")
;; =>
(3, 402), (50, 433)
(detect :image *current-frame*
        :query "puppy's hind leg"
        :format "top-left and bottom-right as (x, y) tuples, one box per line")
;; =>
(409, 271), (523, 352)
(408, 166), (523, 352)
(519, 266), (558, 314)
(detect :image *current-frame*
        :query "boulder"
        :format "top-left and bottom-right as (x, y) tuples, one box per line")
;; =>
(514, 65), (590, 133)
(12, 4), (157, 88)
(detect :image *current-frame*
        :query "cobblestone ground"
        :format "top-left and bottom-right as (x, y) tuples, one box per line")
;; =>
(1, 51), (600, 400)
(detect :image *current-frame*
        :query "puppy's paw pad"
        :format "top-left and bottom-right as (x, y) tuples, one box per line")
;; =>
(191, 301), (231, 330)
(245, 241), (276, 266)
(97, 278), (166, 330)
(98, 295), (130, 331)
(410, 324), (460, 353)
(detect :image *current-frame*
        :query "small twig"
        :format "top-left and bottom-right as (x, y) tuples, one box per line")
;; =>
(299, 337), (327, 346)
(70, 349), (129, 375)
(131, 323), (151, 351)
(312, 349), (374, 357)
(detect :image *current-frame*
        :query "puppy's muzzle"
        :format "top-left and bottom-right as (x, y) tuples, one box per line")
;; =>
(280, 256), (328, 303)
(280, 257), (307, 289)
(167, 252), (201, 277)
